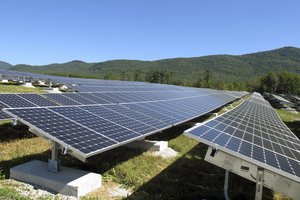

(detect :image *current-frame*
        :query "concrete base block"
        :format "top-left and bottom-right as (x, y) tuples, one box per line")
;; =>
(46, 88), (62, 93)
(10, 160), (101, 198)
(22, 82), (35, 88)
(125, 140), (168, 152)
(212, 113), (218, 117)
(151, 147), (178, 159)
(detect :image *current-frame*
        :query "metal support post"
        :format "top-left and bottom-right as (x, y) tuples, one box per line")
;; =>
(48, 141), (61, 173)
(255, 168), (264, 200)
(12, 118), (18, 126)
(224, 170), (230, 200)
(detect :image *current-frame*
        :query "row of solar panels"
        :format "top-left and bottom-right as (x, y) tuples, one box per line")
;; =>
(0, 69), (182, 93)
(0, 69), (169, 88)
(3, 92), (245, 161)
(0, 69), (227, 93)
(70, 85), (185, 92)
(184, 93), (300, 183)
(0, 90), (248, 120)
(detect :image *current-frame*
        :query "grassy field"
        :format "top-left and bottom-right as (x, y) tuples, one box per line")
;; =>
(0, 85), (296, 199)
(276, 110), (300, 137)
(0, 83), (41, 93)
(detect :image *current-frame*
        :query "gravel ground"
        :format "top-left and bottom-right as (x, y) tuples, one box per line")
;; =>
(0, 179), (78, 200)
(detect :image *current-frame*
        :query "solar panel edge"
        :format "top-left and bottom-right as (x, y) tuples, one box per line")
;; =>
(48, 106), (171, 158)
(2, 107), (89, 162)
(84, 127), (167, 158)
(15, 94), (40, 107)
(4, 107), (152, 162)
(185, 94), (300, 154)
(183, 130), (300, 184)
(184, 93), (300, 184)
(174, 96), (239, 126)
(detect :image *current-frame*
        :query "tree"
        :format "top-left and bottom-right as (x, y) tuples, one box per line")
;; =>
(259, 72), (278, 93)
(258, 71), (300, 95)
(203, 69), (212, 87)
(103, 72), (117, 80)
(145, 70), (174, 84)
(133, 69), (142, 81)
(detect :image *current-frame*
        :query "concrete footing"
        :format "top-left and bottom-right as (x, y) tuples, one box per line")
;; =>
(125, 140), (168, 152)
(125, 140), (178, 158)
(22, 82), (35, 88)
(10, 160), (101, 198)
(46, 88), (62, 93)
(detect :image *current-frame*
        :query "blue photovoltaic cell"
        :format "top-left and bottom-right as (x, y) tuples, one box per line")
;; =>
(77, 93), (111, 104)
(62, 93), (97, 105)
(92, 93), (122, 104)
(43, 93), (81, 105)
(0, 102), (11, 120)
(18, 94), (58, 107)
(102, 104), (170, 129)
(81, 105), (158, 135)
(185, 93), (300, 182)
(49, 106), (140, 142)
(0, 94), (36, 107)
(122, 103), (179, 125)
(5, 107), (116, 154)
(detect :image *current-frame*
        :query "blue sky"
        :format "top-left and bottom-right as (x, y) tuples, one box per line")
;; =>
(0, 0), (299, 65)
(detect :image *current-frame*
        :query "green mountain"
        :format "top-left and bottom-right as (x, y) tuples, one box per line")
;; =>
(9, 47), (300, 82)
(0, 61), (13, 69)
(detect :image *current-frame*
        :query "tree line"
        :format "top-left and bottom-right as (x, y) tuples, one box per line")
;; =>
(102, 69), (300, 95)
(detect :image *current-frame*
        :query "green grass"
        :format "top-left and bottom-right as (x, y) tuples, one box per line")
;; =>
(0, 83), (41, 93)
(276, 109), (300, 137)
(0, 187), (25, 200)
(276, 110), (300, 122)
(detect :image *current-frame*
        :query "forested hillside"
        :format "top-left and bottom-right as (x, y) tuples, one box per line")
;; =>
(8, 47), (300, 83)
(0, 61), (12, 69)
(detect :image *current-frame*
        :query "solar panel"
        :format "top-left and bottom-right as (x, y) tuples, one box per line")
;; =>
(17, 94), (58, 107)
(184, 93), (300, 183)
(81, 105), (158, 134)
(91, 93), (123, 103)
(49, 106), (141, 142)
(0, 101), (12, 120)
(121, 103), (179, 124)
(101, 104), (170, 129)
(62, 93), (97, 105)
(2, 68), (248, 161)
(76, 93), (111, 104)
(0, 94), (37, 107)
(42, 93), (81, 105)
(4, 107), (117, 155)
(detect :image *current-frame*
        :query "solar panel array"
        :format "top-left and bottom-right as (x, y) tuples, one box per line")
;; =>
(0, 68), (219, 93)
(0, 68), (250, 161)
(0, 90), (248, 121)
(184, 92), (300, 183)
(0, 93), (60, 120)
(4, 91), (246, 160)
